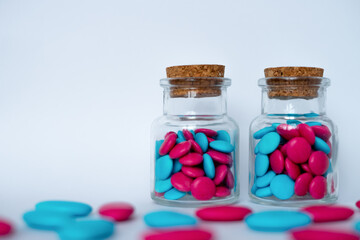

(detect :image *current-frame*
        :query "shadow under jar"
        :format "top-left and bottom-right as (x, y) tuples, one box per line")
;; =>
(249, 67), (338, 206)
(151, 65), (239, 207)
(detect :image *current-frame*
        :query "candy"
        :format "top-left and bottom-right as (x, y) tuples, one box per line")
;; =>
(23, 210), (73, 230)
(213, 165), (228, 185)
(276, 124), (299, 140)
(272, 123), (281, 128)
(0, 219), (12, 236)
(144, 211), (197, 228)
(164, 188), (186, 200)
(182, 129), (194, 140)
(98, 202), (134, 222)
(169, 141), (191, 159)
(308, 151), (329, 175)
(287, 120), (302, 125)
(155, 155), (173, 180)
(214, 186), (231, 197)
(216, 130), (231, 142)
(225, 170), (235, 189)
(285, 158), (300, 180)
(35, 200), (92, 217)
(312, 125), (331, 142)
(255, 154), (269, 177)
(314, 137), (331, 154)
(195, 132), (208, 152)
(203, 153), (215, 179)
(155, 178), (172, 193)
(182, 166), (205, 178)
(143, 229), (212, 240)
(245, 210), (311, 232)
(188, 139), (203, 154)
(255, 187), (272, 197)
(159, 133), (177, 156)
(294, 173), (313, 196)
(356, 221), (360, 233)
(256, 170), (276, 188)
(179, 153), (203, 166)
(298, 123), (315, 145)
(209, 140), (234, 153)
(171, 172), (193, 192)
(269, 150), (284, 174)
(254, 143), (259, 154)
(306, 121), (322, 126)
(301, 163), (312, 174)
(286, 137), (311, 164)
(58, 220), (114, 240)
(177, 130), (186, 143)
(206, 150), (232, 165)
(257, 132), (281, 154)
(270, 174), (295, 200)
(155, 140), (164, 159)
(191, 177), (216, 200)
(195, 128), (217, 137)
(309, 176), (327, 199)
(302, 205), (354, 222)
(196, 206), (252, 221)
(172, 159), (182, 173)
(253, 126), (276, 139)
(207, 137), (215, 143)
(356, 200), (360, 209)
(291, 229), (360, 240)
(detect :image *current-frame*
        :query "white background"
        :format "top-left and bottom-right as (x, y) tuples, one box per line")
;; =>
(1, 0), (360, 239)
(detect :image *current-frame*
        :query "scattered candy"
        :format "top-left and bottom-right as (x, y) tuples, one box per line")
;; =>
(302, 205), (354, 222)
(144, 211), (197, 228)
(58, 220), (114, 240)
(356, 200), (360, 209)
(291, 229), (360, 240)
(35, 201), (92, 217)
(0, 219), (12, 236)
(23, 210), (73, 230)
(196, 206), (252, 221)
(99, 202), (134, 222)
(143, 229), (212, 240)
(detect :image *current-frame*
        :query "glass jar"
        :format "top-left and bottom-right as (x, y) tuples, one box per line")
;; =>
(249, 67), (338, 206)
(151, 65), (239, 207)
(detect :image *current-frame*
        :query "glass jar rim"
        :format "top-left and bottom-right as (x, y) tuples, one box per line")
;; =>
(258, 76), (330, 87)
(160, 77), (231, 87)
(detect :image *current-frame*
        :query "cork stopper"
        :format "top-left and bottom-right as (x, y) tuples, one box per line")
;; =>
(166, 65), (225, 98)
(264, 66), (324, 99)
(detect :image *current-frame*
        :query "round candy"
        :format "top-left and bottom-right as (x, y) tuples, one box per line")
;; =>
(169, 141), (191, 159)
(203, 153), (215, 179)
(255, 187), (272, 198)
(256, 170), (276, 188)
(308, 151), (329, 176)
(188, 139), (203, 154)
(182, 166), (205, 178)
(206, 150), (232, 165)
(177, 130), (186, 143)
(301, 164), (312, 174)
(172, 159), (182, 173)
(207, 137), (215, 142)
(253, 126), (276, 139)
(213, 165), (228, 185)
(23, 210), (73, 230)
(144, 211), (197, 228)
(196, 206), (252, 221)
(285, 158), (301, 180)
(195, 128), (217, 137)
(276, 124), (300, 140)
(155, 140), (164, 159)
(99, 202), (134, 222)
(255, 154), (269, 177)
(195, 133), (208, 152)
(209, 140), (234, 153)
(58, 220), (114, 240)
(356, 200), (360, 209)
(291, 229), (360, 240)
(312, 125), (331, 142)
(245, 210), (311, 232)
(0, 219), (12, 236)
(165, 131), (176, 139)
(294, 173), (313, 196)
(155, 178), (172, 193)
(302, 205), (354, 222)
(216, 130), (231, 142)
(164, 188), (186, 200)
(35, 200), (92, 217)
(179, 153), (203, 166)
(269, 150), (284, 174)
(270, 174), (295, 200)
(225, 170), (235, 189)
(309, 176), (327, 199)
(280, 143), (288, 157)
(298, 123), (315, 145)
(254, 143), (259, 154)
(182, 129), (194, 140)
(314, 137), (331, 154)
(143, 229), (212, 240)
(257, 132), (281, 155)
(171, 172), (193, 192)
(214, 186), (231, 197)
(155, 155), (173, 180)
(159, 133), (177, 155)
(191, 177), (216, 200)
(286, 137), (312, 164)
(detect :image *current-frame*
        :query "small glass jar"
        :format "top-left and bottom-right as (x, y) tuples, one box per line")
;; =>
(151, 65), (239, 207)
(249, 67), (338, 206)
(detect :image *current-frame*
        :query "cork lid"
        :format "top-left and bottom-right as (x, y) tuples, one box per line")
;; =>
(263, 66), (325, 99)
(164, 64), (228, 98)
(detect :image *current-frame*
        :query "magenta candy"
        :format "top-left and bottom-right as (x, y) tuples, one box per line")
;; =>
(196, 206), (252, 221)
(195, 128), (217, 137)
(183, 129), (194, 140)
(0, 219), (12, 236)
(309, 176), (327, 199)
(286, 137), (312, 164)
(214, 165), (228, 185)
(164, 131), (176, 139)
(356, 200), (360, 209)
(291, 229), (359, 240)
(214, 186), (231, 197)
(188, 139), (203, 154)
(182, 166), (205, 178)
(98, 202), (134, 222)
(312, 125), (331, 142)
(295, 173), (313, 196)
(302, 205), (354, 223)
(301, 163), (312, 174)
(308, 151), (329, 176)
(169, 141), (191, 159)
(225, 170), (235, 189)
(179, 153), (203, 166)
(298, 123), (316, 145)
(276, 124), (300, 140)
(171, 172), (193, 192)
(269, 149), (285, 174)
(327, 140), (332, 158)
(280, 143), (288, 157)
(207, 137), (215, 143)
(144, 229), (213, 240)
(285, 158), (301, 180)
(191, 177), (216, 200)
(206, 150), (232, 165)
(159, 133), (177, 156)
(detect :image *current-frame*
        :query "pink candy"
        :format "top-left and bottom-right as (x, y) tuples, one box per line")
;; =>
(183, 129), (194, 140)
(206, 150), (232, 165)
(195, 128), (218, 137)
(285, 158), (301, 180)
(188, 139), (203, 154)
(308, 151), (329, 176)
(286, 137), (312, 164)
(98, 202), (134, 222)
(169, 141), (191, 159)
(291, 229), (359, 240)
(159, 133), (177, 155)
(302, 205), (354, 222)
(277, 124), (300, 140)
(171, 172), (193, 192)
(312, 125), (331, 142)
(298, 123), (315, 145)
(179, 153), (203, 166)
(196, 205), (252, 221)
(144, 229), (212, 240)
(269, 150), (285, 174)
(0, 219), (12, 236)
(214, 186), (231, 197)
(309, 176), (327, 199)
(182, 166), (205, 178)
(213, 165), (228, 185)
(295, 173), (313, 196)
(225, 171), (235, 189)
(191, 177), (216, 200)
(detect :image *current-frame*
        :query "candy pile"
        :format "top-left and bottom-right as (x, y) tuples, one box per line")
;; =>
(251, 121), (333, 200)
(154, 128), (236, 201)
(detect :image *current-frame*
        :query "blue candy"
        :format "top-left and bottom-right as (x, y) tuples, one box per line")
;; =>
(190, 130), (196, 138)
(172, 159), (182, 173)
(216, 130), (231, 142)
(256, 171), (276, 188)
(286, 120), (302, 125)
(314, 137), (331, 154)
(257, 132), (281, 155)
(58, 220), (114, 240)
(270, 174), (295, 200)
(255, 154), (269, 177)
(251, 183), (258, 195)
(195, 132), (208, 152)
(23, 210), (73, 230)
(164, 188), (186, 200)
(245, 210), (311, 232)
(203, 153), (215, 179)
(355, 221), (360, 233)
(144, 211), (197, 228)
(304, 112), (320, 118)
(155, 140), (164, 159)
(306, 121), (322, 126)
(35, 201), (92, 217)
(176, 131), (186, 144)
(155, 178), (172, 193)
(209, 140), (234, 153)
(254, 143), (259, 154)
(255, 187), (272, 198)
(253, 126), (276, 139)
(155, 155), (173, 180)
